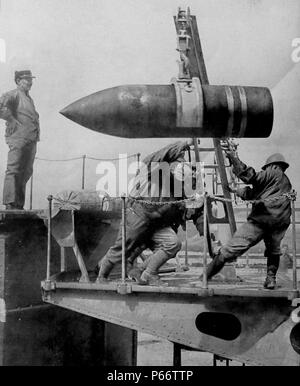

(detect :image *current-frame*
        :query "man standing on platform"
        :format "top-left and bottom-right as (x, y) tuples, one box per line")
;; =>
(205, 144), (292, 290)
(0, 70), (39, 210)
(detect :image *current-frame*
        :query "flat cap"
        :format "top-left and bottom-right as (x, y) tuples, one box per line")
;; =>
(15, 70), (36, 82)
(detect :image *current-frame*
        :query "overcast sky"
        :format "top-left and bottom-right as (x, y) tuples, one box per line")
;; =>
(0, 0), (299, 208)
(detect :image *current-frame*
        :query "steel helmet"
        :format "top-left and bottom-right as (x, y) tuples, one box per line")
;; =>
(262, 153), (289, 170)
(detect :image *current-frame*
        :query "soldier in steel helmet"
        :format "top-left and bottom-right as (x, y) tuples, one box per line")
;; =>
(205, 147), (292, 290)
(0, 70), (39, 210)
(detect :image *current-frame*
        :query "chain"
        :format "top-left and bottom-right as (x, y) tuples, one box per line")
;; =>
(52, 190), (297, 209)
(128, 196), (201, 206)
(52, 194), (203, 207)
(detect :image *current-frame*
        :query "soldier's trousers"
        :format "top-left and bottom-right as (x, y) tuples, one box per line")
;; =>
(219, 220), (289, 270)
(103, 204), (156, 265)
(3, 138), (37, 208)
(102, 203), (181, 266)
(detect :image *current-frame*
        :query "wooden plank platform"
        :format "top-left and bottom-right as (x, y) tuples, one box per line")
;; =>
(44, 266), (300, 300)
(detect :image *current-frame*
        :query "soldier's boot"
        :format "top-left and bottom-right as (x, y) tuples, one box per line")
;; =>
(126, 250), (146, 282)
(264, 255), (280, 290)
(127, 264), (144, 282)
(139, 271), (168, 286)
(96, 258), (114, 283)
(263, 255), (280, 290)
(128, 254), (167, 283)
(263, 275), (276, 290)
(139, 250), (169, 287)
(201, 252), (226, 280)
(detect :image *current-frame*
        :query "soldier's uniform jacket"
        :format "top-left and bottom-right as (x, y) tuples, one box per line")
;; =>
(130, 141), (204, 234)
(0, 88), (40, 143)
(231, 156), (292, 227)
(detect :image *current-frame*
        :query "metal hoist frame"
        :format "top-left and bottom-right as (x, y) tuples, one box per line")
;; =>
(174, 8), (237, 254)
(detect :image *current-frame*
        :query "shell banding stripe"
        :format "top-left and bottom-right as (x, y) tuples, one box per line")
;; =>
(225, 86), (248, 138)
(225, 86), (235, 137)
(237, 86), (248, 138)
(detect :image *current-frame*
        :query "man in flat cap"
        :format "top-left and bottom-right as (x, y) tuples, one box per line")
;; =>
(0, 70), (39, 210)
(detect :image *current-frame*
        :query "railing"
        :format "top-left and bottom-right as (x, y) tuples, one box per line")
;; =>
(44, 192), (299, 292)
(34, 151), (297, 292)
(29, 153), (141, 209)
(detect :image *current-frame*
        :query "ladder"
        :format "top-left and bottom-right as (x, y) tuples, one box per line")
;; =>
(174, 8), (238, 277)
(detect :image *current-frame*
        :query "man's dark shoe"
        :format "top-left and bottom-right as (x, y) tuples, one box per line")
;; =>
(264, 276), (276, 290)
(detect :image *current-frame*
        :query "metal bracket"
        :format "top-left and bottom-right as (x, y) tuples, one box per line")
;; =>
(41, 279), (56, 292)
(176, 7), (192, 79)
(206, 196), (230, 225)
(171, 77), (203, 129)
(117, 283), (132, 295)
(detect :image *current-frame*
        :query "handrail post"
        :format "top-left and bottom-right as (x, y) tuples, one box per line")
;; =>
(245, 203), (250, 268)
(46, 195), (53, 281)
(29, 174), (33, 210)
(121, 194), (127, 283)
(60, 247), (66, 273)
(137, 153), (141, 175)
(82, 154), (86, 190)
(184, 222), (189, 266)
(291, 196), (298, 290)
(202, 193), (208, 288)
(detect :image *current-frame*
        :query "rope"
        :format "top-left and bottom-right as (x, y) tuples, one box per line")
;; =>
(86, 154), (138, 161)
(35, 153), (139, 163)
(36, 156), (83, 162)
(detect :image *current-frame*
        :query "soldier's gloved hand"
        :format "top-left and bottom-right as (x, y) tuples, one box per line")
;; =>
(221, 140), (238, 158)
(185, 193), (204, 209)
(221, 143), (234, 155)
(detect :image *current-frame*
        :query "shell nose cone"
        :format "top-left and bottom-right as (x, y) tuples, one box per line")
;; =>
(59, 99), (87, 124)
(59, 105), (70, 118)
(59, 105), (72, 119)
(59, 85), (176, 137)
(59, 92), (104, 130)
